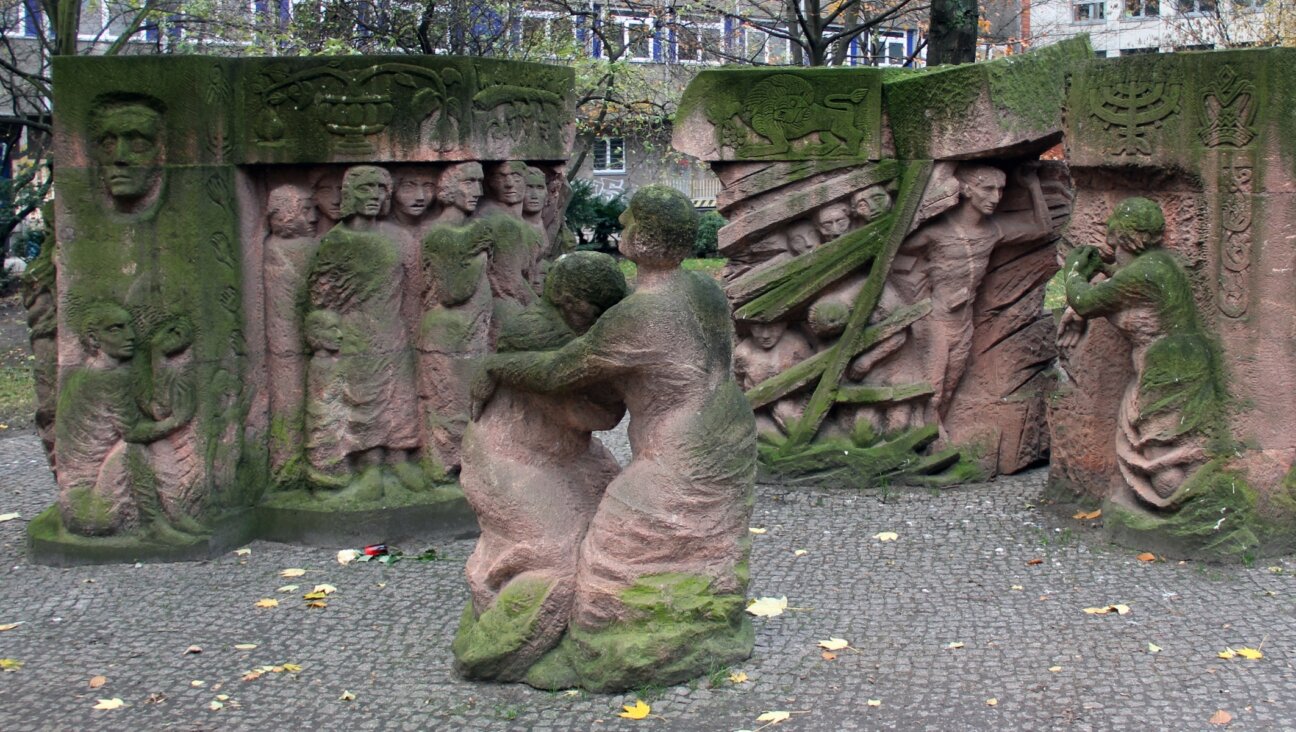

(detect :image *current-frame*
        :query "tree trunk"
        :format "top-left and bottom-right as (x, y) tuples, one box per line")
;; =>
(927, 0), (978, 66)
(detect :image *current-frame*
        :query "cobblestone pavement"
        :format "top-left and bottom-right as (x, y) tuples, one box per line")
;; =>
(2, 430), (1295, 731)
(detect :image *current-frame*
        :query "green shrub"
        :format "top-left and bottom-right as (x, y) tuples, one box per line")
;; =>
(565, 179), (627, 254)
(694, 210), (725, 258)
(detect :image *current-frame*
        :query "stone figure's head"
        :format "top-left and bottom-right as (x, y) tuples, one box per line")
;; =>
(1106, 196), (1165, 255)
(311, 169), (345, 222)
(523, 166), (548, 215)
(393, 168), (437, 220)
(544, 251), (630, 333)
(304, 309), (343, 354)
(89, 95), (165, 206)
(618, 185), (699, 268)
(955, 164), (1007, 216)
(267, 184), (319, 238)
(750, 320), (788, 350)
(437, 162), (485, 214)
(814, 202), (851, 242)
(151, 315), (195, 357)
(78, 301), (136, 362)
(786, 220), (821, 256)
(850, 185), (892, 224)
(339, 165), (393, 220)
(488, 161), (528, 206)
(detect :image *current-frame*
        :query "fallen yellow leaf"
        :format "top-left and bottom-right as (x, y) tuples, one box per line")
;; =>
(729, 670), (748, 684)
(793, 549), (808, 556)
(1112, 604), (1131, 615)
(208, 700), (224, 711)
(746, 596), (788, 618)
(0, 659), (23, 672)
(93, 698), (125, 710)
(190, 680), (205, 687)
(818, 638), (850, 651)
(0, 513), (19, 522)
(1209, 709), (1233, 725)
(281, 663), (302, 672)
(254, 598), (279, 608)
(619, 699), (651, 720)
(1048, 666), (1062, 673)
(306, 600), (328, 608)
(311, 584), (338, 595)
(89, 675), (107, 688)
(749, 527), (768, 535)
(1236, 647), (1263, 660)
(339, 690), (356, 702)
(867, 699), (882, 708)
(0, 623), (21, 632)
(276, 585), (299, 593)
(1010, 585), (1024, 591)
(1072, 509), (1102, 520)
(1136, 552), (1156, 562)
(1083, 604), (1130, 615)
(945, 641), (965, 649)
(184, 645), (203, 655)
(1267, 566), (1283, 574)
(1148, 643), (1162, 653)
(986, 698), (998, 707)
(872, 531), (898, 542)
(280, 568), (306, 578)
(756, 710), (792, 723)
(233, 644), (257, 651)
(241, 670), (263, 682)
(233, 547), (251, 556)
(303, 591), (328, 600)
(821, 650), (837, 661)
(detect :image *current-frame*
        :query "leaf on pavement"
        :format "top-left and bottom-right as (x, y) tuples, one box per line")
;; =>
(306, 600), (328, 608)
(746, 596), (787, 618)
(986, 698), (998, 707)
(820, 651), (837, 661)
(89, 675), (107, 688)
(793, 549), (808, 557)
(1236, 647), (1263, 660)
(866, 699), (881, 708)
(729, 671), (748, 684)
(748, 527), (767, 535)
(0, 622), (22, 632)
(1082, 604), (1130, 615)
(818, 638), (850, 651)
(337, 549), (360, 565)
(254, 598), (279, 608)
(339, 690), (356, 701)
(619, 700), (651, 719)
(0, 658), (22, 672)
(93, 698), (125, 710)
(234, 644), (257, 651)
(276, 585), (299, 593)
(311, 583), (337, 595)
(0, 513), (19, 522)
(1026, 558), (1043, 566)
(280, 568), (306, 578)
(756, 711), (792, 724)
(1148, 643), (1162, 653)
(872, 531), (898, 542)
(184, 645), (202, 655)
(945, 642), (964, 650)
(233, 547), (251, 556)
(1136, 552), (1156, 562)
(1209, 710), (1232, 725)
(1072, 509), (1101, 520)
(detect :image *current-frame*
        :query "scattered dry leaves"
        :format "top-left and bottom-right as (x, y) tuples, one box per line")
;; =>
(746, 596), (788, 618)
(254, 598), (279, 609)
(89, 675), (107, 688)
(279, 568), (306, 578)
(92, 698), (125, 710)
(1209, 709), (1233, 725)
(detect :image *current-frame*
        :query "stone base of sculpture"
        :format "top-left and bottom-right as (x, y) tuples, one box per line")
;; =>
(26, 505), (259, 567)
(257, 485), (478, 546)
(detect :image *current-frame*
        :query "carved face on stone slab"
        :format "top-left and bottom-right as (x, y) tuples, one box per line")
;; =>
(267, 184), (319, 238)
(311, 171), (344, 222)
(750, 321), (788, 350)
(488, 161), (528, 205)
(304, 309), (343, 354)
(90, 101), (163, 204)
(439, 162), (485, 214)
(850, 185), (892, 224)
(340, 165), (392, 220)
(814, 202), (851, 242)
(787, 220), (821, 256)
(523, 166), (547, 215)
(80, 302), (136, 362)
(955, 165), (1006, 217)
(394, 169), (436, 219)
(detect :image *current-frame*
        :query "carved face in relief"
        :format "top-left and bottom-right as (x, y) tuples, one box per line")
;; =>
(488, 161), (528, 205)
(523, 167), (547, 215)
(90, 103), (163, 204)
(151, 315), (194, 357)
(267, 185), (319, 238)
(786, 221), (821, 256)
(438, 162), (485, 214)
(850, 185), (892, 224)
(394, 170), (436, 219)
(750, 321), (787, 350)
(81, 302), (136, 362)
(340, 165), (392, 220)
(305, 309), (343, 354)
(311, 171), (344, 222)
(814, 203), (851, 242)
(956, 165), (1006, 217)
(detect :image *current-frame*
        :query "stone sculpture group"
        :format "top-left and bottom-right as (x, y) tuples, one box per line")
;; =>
(21, 40), (1296, 696)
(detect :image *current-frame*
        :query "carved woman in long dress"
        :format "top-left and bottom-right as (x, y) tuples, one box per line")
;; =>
(1062, 197), (1227, 508)
(306, 165), (422, 495)
(453, 252), (629, 682)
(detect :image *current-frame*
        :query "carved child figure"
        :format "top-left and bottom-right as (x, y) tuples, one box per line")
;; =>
(734, 320), (814, 440)
(302, 309), (349, 485)
(1062, 197), (1227, 511)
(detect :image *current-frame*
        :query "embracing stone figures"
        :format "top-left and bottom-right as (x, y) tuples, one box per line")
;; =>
(454, 186), (758, 692)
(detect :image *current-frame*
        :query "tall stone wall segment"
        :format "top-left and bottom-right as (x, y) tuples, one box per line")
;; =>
(673, 38), (1089, 490)
(1055, 49), (1296, 559)
(28, 55), (577, 564)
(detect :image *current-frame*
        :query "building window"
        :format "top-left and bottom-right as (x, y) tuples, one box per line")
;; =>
(612, 15), (655, 62)
(740, 27), (791, 64)
(1125, 0), (1160, 15)
(592, 137), (626, 174)
(872, 30), (908, 66)
(22, 0), (42, 37)
(1177, 0), (1218, 13)
(1233, 0), (1265, 9)
(674, 17), (723, 63)
(1120, 46), (1159, 54)
(1073, 1), (1106, 21)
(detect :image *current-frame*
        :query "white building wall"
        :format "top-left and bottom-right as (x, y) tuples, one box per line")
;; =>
(1028, 0), (1267, 56)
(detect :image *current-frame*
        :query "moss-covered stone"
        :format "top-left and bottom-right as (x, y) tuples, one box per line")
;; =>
(523, 573), (754, 693)
(452, 578), (554, 680)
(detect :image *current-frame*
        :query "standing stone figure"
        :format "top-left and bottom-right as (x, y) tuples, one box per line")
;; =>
(897, 163), (1051, 419)
(310, 168), (344, 235)
(1062, 197), (1227, 510)
(734, 320), (814, 440)
(135, 315), (202, 532)
(470, 185), (757, 692)
(454, 252), (629, 682)
(21, 222), (57, 469)
(262, 183), (319, 477)
(306, 165), (423, 497)
(521, 166), (548, 238)
(89, 95), (165, 214)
